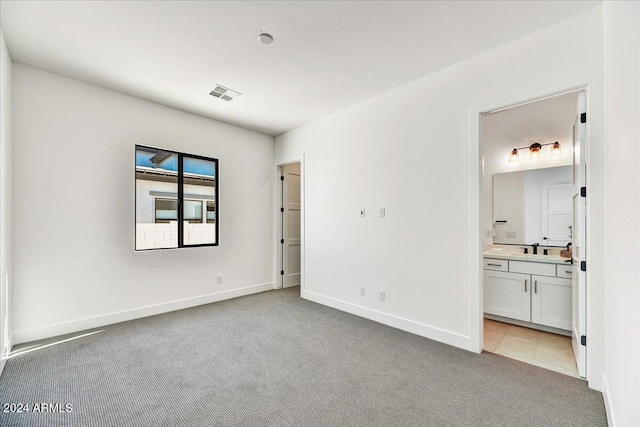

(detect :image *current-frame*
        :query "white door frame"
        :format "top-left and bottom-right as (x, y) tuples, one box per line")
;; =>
(470, 72), (605, 390)
(276, 159), (304, 291)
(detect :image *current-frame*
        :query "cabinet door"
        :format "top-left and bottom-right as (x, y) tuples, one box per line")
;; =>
(531, 275), (572, 330)
(484, 270), (530, 321)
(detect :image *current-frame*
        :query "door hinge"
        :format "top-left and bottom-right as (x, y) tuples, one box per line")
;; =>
(280, 270), (284, 275)
(280, 239), (284, 244)
(580, 261), (586, 272)
(580, 187), (586, 198)
(280, 207), (284, 212)
(280, 175), (284, 181)
(580, 335), (587, 346)
(580, 112), (587, 123)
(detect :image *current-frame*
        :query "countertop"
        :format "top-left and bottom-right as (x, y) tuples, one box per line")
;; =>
(483, 251), (573, 265)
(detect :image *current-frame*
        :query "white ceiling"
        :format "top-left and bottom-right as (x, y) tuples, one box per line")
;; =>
(0, 1), (601, 136)
(483, 91), (579, 152)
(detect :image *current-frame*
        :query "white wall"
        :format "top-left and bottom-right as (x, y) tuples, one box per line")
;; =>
(0, 29), (12, 375)
(11, 64), (275, 343)
(492, 171), (525, 244)
(603, 2), (640, 426)
(276, 6), (605, 387)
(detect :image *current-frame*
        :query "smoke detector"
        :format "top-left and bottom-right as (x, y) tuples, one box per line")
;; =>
(209, 85), (241, 102)
(258, 33), (274, 44)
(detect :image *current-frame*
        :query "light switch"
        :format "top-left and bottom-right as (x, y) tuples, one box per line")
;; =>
(360, 208), (366, 218)
(379, 208), (386, 218)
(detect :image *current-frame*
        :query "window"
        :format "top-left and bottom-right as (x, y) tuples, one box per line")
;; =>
(135, 145), (218, 250)
(183, 200), (203, 223)
(154, 198), (178, 223)
(206, 201), (216, 224)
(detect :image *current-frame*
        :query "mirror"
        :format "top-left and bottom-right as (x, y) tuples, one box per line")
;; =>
(493, 165), (572, 246)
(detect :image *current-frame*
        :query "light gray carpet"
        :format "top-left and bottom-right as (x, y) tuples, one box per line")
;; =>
(0, 286), (606, 427)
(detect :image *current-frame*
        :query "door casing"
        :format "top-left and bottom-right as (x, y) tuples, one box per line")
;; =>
(474, 83), (593, 383)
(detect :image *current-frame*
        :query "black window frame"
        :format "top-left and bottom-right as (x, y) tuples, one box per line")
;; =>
(135, 145), (219, 250)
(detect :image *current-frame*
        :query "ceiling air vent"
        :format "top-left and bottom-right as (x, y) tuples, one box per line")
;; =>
(209, 85), (241, 102)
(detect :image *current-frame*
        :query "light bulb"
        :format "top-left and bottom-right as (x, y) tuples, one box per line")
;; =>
(509, 149), (519, 163)
(551, 141), (562, 156)
(529, 143), (542, 160)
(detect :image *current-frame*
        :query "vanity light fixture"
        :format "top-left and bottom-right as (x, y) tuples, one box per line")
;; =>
(508, 141), (561, 162)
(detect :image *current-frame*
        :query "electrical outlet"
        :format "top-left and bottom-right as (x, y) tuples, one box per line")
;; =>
(379, 208), (386, 218)
(360, 208), (366, 218)
(216, 275), (223, 284)
(379, 291), (386, 301)
(485, 230), (492, 238)
(360, 286), (366, 296)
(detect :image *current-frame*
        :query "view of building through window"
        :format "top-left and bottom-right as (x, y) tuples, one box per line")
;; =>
(135, 146), (218, 250)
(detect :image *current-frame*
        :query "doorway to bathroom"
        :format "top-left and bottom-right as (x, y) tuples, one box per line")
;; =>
(479, 89), (587, 379)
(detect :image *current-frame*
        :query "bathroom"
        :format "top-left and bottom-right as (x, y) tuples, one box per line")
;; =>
(481, 90), (586, 378)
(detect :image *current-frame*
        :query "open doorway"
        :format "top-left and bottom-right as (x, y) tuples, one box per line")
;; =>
(279, 162), (301, 291)
(480, 89), (587, 379)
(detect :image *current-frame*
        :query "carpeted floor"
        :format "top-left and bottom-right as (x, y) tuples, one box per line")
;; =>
(0, 286), (607, 427)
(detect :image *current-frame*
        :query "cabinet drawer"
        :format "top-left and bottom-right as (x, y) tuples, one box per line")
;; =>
(484, 259), (508, 271)
(509, 260), (556, 277)
(556, 265), (573, 279)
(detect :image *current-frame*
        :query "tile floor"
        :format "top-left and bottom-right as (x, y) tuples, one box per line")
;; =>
(483, 318), (578, 377)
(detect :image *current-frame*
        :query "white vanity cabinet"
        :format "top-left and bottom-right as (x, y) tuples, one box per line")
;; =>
(531, 275), (572, 330)
(484, 270), (530, 321)
(484, 257), (572, 331)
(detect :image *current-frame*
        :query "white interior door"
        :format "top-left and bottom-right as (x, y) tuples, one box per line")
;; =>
(281, 163), (301, 289)
(572, 92), (587, 378)
(542, 183), (572, 246)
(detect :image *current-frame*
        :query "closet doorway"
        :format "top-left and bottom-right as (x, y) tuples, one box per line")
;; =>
(279, 162), (301, 289)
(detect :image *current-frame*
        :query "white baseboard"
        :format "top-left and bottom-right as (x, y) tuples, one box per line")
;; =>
(601, 374), (616, 427)
(301, 290), (473, 351)
(12, 282), (273, 345)
(0, 344), (8, 376)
